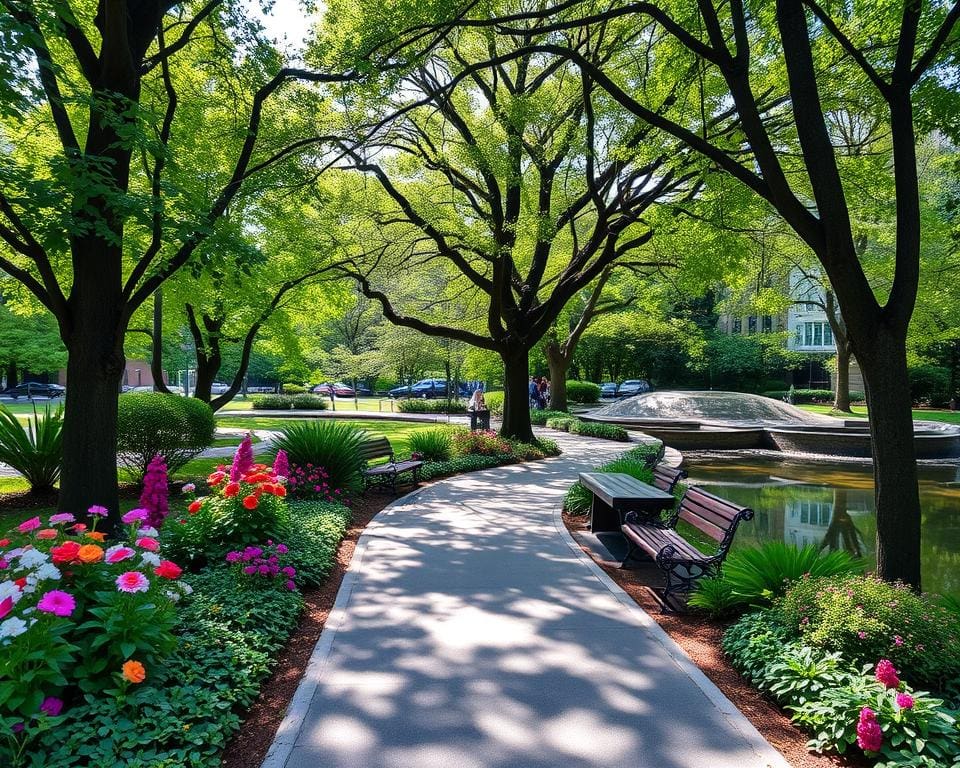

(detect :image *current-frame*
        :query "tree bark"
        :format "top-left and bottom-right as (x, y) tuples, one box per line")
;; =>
(5, 362), (17, 389)
(150, 288), (173, 394)
(500, 347), (534, 442)
(545, 339), (570, 411)
(857, 332), (922, 589)
(833, 340), (852, 412)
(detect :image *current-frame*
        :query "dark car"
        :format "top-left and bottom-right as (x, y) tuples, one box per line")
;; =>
(600, 382), (618, 398)
(388, 378), (448, 399)
(2, 382), (65, 399)
(616, 379), (652, 398)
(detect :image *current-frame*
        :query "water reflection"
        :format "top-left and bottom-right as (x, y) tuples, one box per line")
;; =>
(683, 455), (960, 599)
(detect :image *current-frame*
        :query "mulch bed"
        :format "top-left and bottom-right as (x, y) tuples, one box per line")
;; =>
(220, 492), (393, 768)
(562, 511), (866, 768)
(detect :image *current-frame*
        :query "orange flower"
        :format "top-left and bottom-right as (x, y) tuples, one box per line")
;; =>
(122, 660), (146, 684)
(35, 528), (58, 540)
(242, 495), (258, 510)
(77, 544), (104, 563)
(85, 531), (107, 542)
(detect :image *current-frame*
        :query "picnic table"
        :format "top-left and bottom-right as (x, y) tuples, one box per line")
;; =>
(578, 472), (676, 533)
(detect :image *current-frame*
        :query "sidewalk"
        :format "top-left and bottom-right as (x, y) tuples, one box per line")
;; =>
(261, 431), (789, 768)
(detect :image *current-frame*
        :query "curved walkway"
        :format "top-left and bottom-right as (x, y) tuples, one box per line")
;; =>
(261, 432), (790, 768)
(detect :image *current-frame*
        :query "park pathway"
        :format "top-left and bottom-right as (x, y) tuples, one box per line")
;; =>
(261, 431), (790, 768)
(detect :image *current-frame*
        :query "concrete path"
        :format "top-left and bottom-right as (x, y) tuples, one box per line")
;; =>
(261, 431), (790, 768)
(263, 433), (788, 768)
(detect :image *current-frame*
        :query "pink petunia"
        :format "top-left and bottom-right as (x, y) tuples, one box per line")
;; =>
(17, 517), (41, 533)
(49, 513), (75, 525)
(36, 590), (76, 617)
(105, 545), (136, 564)
(135, 537), (159, 552)
(115, 571), (150, 593)
(121, 508), (149, 524)
(87, 505), (109, 517)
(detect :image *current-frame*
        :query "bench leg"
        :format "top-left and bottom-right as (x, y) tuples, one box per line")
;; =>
(589, 495), (620, 533)
(660, 562), (713, 613)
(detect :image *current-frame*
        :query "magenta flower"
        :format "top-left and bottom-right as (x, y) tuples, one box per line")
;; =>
(87, 505), (108, 517)
(893, 635), (904, 647)
(274, 449), (289, 478)
(49, 513), (75, 525)
(121, 508), (149, 525)
(17, 517), (41, 533)
(242, 565), (257, 576)
(285, 580), (296, 591)
(105, 545), (136, 564)
(115, 571), (149, 593)
(896, 692), (914, 709)
(276, 543), (288, 555)
(230, 434), (254, 481)
(139, 454), (169, 529)
(225, 551), (241, 563)
(37, 590), (76, 617)
(136, 537), (160, 552)
(857, 631), (867, 639)
(856, 708), (883, 753)
(40, 697), (63, 717)
(875, 659), (900, 689)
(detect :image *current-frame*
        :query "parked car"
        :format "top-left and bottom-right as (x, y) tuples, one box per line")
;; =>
(388, 378), (450, 399)
(600, 382), (618, 398)
(210, 382), (230, 395)
(616, 379), (652, 398)
(2, 382), (65, 399)
(312, 382), (355, 397)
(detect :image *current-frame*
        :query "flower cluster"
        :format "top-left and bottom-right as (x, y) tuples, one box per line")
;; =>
(856, 706), (883, 753)
(139, 453), (170, 529)
(451, 429), (513, 457)
(225, 541), (296, 591)
(287, 463), (343, 502)
(1, 505), (187, 722)
(200, 462), (287, 513)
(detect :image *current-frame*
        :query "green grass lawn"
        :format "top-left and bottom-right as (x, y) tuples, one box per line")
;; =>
(798, 404), (960, 424)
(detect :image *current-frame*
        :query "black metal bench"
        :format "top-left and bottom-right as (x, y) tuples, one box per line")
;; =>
(621, 486), (753, 611)
(578, 472), (676, 533)
(361, 436), (424, 494)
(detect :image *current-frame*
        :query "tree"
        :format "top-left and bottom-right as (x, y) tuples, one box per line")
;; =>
(322, 12), (696, 440)
(0, 2), (347, 523)
(0, 297), (67, 385)
(452, 0), (960, 586)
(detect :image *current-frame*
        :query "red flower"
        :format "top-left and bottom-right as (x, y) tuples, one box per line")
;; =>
(14, 577), (27, 589)
(0, 538), (10, 547)
(0, 596), (13, 619)
(154, 560), (183, 579)
(223, 482), (241, 498)
(51, 540), (81, 564)
(274, 485), (287, 497)
(187, 500), (202, 514)
(207, 471), (226, 486)
(242, 495), (258, 510)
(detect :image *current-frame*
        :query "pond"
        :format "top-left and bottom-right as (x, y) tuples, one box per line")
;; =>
(683, 455), (960, 600)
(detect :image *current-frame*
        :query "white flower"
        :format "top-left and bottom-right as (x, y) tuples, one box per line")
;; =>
(164, 590), (181, 603)
(18, 549), (48, 569)
(0, 616), (27, 640)
(179, 582), (193, 595)
(33, 564), (61, 582)
(181, 483), (196, 494)
(0, 580), (22, 604)
(138, 526), (159, 538)
(139, 552), (161, 567)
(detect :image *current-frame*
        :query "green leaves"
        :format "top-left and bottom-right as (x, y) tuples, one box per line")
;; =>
(0, 403), (63, 492)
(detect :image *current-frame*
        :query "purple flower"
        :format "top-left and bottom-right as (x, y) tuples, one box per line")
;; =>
(896, 692), (914, 710)
(181, 483), (196, 494)
(121, 508), (149, 525)
(276, 543), (288, 555)
(87, 505), (109, 517)
(274, 449), (289, 478)
(40, 697), (63, 717)
(282, 566), (296, 577)
(37, 590), (76, 617)
(230, 434), (254, 481)
(139, 454), (169, 529)
(242, 565), (257, 576)
(285, 580), (296, 591)
(49, 513), (75, 525)
(225, 551), (241, 563)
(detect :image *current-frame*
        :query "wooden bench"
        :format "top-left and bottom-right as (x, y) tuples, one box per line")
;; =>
(621, 486), (753, 611)
(578, 472), (676, 533)
(652, 464), (686, 495)
(360, 436), (424, 494)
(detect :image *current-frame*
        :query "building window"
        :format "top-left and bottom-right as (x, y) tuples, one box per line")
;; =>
(762, 315), (773, 332)
(733, 317), (742, 334)
(748, 316), (757, 334)
(796, 321), (834, 348)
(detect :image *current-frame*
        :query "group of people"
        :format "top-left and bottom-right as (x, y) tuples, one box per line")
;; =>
(529, 375), (550, 410)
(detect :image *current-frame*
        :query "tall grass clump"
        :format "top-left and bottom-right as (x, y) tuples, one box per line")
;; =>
(0, 403), (63, 492)
(272, 420), (367, 493)
(407, 429), (453, 461)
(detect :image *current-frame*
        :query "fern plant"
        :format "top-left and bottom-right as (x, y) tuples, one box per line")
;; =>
(0, 403), (63, 492)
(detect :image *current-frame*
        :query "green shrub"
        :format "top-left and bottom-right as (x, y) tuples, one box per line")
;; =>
(420, 453), (514, 481)
(397, 399), (467, 414)
(762, 389), (835, 404)
(688, 578), (741, 618)
(283, 501), (351, 587)
(272, 421), (368, 494)
(291, 394), (328, 410)
(483, 391), (504, 414)
(545, 416), (575, 431)
(757, 645), (855, 706)
(0, 403), (62, 491)
(692, 542), (864, 614)
(531, 437), (561, 456)
(117, 393), (215, 480)
(780, 574), (960, 688)
(451, 428), (513, 456)
(530, 409), (569, 425)
(941, 594), (960, 617)
(507, 437), (561, 460)
(407, 428), (453, 461)
(909, 364), (951, 407)
(621, 442), (664, 466)
(565, 380), (601, 403)
(568, 420), (629, 441)
(251, 394), (292, 410)
(722, 610), (794, 683)
(281, 383), (306, 394)
(848, 390), (866, 402)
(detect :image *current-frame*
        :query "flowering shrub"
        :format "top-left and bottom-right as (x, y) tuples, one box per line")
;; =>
(225, 541), (297, 591)
(780, 574), (960, 688)
(451, 429), (513, 456)
(139, 453), (169, 529)
(0, 506), (187, 752)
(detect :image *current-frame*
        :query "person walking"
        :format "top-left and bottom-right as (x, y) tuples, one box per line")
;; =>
(529, 376), (541, 410)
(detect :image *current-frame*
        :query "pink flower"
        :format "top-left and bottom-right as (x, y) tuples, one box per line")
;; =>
(181, 483), (196, 494)
(136, 537), (159, 552)
(105, 545), (136, 564)
(242, 565), (257, 576)
(121, 508), (149, 524)
(87, 505), (108, 517)
(857, 631), (867, 639)
(893, 635), (903, 647)
(49, 513), (75, 525)
(896, 692), (914, 710)
(274, 449), (289, 478)
(0, 596), (14, 619)
(875, 659), (900, 689)
(285, 579), (296, 591)
(17, 517), (41, 533)
(276, 543), (288, 554)
(230, 434), (254, 481)
(115, 571), (149, 593)
(37, 590), (76, 617)
(39, 697), (63, 717)
(856, 707), (883, 753)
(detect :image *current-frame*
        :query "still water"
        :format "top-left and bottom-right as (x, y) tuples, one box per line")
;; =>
(683, 455), (960, 599)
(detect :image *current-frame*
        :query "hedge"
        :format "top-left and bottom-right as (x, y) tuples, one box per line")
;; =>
(565, 380), (601, 403)
(251, 394), (293, 410)
(397, 399), (467, 414)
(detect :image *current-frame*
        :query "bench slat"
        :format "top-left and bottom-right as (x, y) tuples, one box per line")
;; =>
(677, 509), (728, 542)
(622, 523), (705, 561)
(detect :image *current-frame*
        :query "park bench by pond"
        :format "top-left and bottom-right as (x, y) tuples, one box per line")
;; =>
(361, 436), (424, 494)
(579, 472), (676, 533)
(622, 486), (754, 611)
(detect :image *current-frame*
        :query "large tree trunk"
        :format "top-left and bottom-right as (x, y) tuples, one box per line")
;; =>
(500, 347), (534, 442)
(833, 340), (852, 413)
(858, 333), (922, 588)
(545, 340), (570, 411)
(58, 266), (125, 529)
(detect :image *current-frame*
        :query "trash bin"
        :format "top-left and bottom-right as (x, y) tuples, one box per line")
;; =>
(469, 409), (491, 431)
